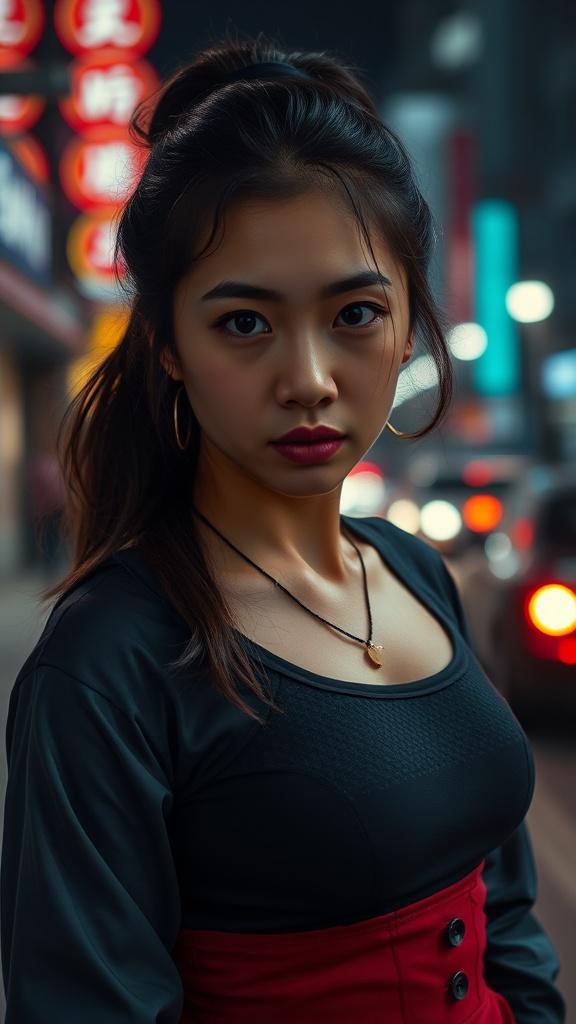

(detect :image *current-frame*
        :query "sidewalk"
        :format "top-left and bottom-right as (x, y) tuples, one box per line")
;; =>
(0, 566), (55, 690)
(0, 567), (58, 1020)
(0, 565), (63, 769)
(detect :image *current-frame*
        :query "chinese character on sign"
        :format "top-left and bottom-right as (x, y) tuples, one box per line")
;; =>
(76, 0), (140, 48)
(0, 0), (44, 61)
(55, 0), (160, 59)
(80, 65), (141, 123)
(82, 139), (134, 200)
(0, 0), (25, 45)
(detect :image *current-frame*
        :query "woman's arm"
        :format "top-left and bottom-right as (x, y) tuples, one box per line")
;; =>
(482, 820), (566, 1022)
(1, 663), (184, 1022)
(436, 552), (566, 1021)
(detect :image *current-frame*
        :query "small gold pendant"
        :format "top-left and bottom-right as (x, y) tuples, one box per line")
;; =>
(366, 643), (385, 667)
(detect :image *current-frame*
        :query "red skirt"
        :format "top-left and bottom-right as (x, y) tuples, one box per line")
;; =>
(172, 859), (516, 1023)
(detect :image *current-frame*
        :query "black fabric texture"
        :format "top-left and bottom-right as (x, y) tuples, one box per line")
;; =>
(0, 515), (566, 1022)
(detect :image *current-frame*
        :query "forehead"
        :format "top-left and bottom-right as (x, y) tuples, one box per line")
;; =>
(185, 190), (403, 291)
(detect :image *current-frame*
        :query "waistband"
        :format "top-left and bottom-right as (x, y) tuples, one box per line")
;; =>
(172, 860), (516, 1023)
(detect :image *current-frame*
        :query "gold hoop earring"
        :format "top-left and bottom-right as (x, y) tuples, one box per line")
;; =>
(173, 384), (192, 450)
(385, 419), (411, 439)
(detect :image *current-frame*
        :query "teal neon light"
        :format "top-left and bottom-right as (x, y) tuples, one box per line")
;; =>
(471, 200), (520, 395)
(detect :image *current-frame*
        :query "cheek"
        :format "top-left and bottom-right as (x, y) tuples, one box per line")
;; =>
(186, 363), (260, 435)
(345, 351), (398, 403)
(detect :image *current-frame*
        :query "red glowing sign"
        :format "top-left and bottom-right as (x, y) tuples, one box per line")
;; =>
(59, 125), (147, 211)
(0, 0), (45, 68)
(67, 207), (126, 281)
(55, 0), (161, 58)
(0, 87), (44, 134)
(8, 134), (49, 184)
(58, 48), (159, 133)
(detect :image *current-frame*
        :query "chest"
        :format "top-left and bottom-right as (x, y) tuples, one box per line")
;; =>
(222, 543), (454, 686)
(173, 631), (531, 933)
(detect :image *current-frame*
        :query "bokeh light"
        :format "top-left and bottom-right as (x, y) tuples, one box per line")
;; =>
(506, 280), (554, 323)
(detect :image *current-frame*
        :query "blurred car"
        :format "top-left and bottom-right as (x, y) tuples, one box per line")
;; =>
(381, 451), (533, 558)
(455, 462), (576, 723)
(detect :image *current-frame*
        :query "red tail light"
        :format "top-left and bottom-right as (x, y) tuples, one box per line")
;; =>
(525, 583), (576, 637)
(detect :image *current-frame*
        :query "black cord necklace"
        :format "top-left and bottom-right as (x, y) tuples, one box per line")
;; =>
(191, 505), (385, 668)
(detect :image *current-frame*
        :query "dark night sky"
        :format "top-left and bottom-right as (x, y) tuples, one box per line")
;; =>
(150, 1), (401, 104)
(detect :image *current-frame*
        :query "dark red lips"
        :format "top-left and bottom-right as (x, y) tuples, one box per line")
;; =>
(272, 425), (345, 444)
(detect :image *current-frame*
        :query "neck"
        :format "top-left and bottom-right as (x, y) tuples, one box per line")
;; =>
(192, 484), (357, 585)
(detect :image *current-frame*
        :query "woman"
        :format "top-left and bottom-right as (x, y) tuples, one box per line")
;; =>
(0, 34), (566, 1024)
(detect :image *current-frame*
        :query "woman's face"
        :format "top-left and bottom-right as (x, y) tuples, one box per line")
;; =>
(165, 190), (413, 498)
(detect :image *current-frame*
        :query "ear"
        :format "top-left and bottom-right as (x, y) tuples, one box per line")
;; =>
(159, 346), (183, 382)
(401, 334), (414, 365)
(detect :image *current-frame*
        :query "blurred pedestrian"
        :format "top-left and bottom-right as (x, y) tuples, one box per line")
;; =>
(27, 451), (67, 582)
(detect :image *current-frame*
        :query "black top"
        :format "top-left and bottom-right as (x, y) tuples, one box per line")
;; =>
(0, 515), (566, 1021)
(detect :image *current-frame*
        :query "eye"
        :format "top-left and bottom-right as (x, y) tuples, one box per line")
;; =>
(212, 302), (389, 339)
(213, 310), (271, 338)
(334, 302), (389, 329)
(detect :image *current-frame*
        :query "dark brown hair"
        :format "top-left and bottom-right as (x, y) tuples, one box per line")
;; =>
(40, 32), (454, 723)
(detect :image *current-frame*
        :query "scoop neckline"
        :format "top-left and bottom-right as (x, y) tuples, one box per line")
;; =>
(232, 514), (469, 699)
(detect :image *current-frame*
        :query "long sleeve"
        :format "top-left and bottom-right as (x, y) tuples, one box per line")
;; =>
(435, 551), (566, 1021)
(482, 821), (566, 1022)
(1, 663), (184, 1022)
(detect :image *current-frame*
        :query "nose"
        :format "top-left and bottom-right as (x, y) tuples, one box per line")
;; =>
(274, 332), (339, 407)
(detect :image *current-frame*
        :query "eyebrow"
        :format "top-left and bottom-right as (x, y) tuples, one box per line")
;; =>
(200, 270), (392, 303)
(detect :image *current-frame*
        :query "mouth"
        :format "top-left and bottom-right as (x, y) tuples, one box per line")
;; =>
(271, 427), (346, 445)
(270, 436), (347, 464)
(272, 436), (347, 445)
